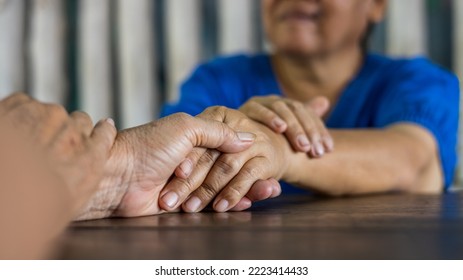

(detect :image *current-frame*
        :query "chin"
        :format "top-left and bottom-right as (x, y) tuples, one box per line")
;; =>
(275, 43), (320, 58)
(272, 35), (320, 57)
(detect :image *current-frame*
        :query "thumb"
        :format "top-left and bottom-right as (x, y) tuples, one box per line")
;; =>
(305, 96), (330, 117)
(191, 117), (256, 153)
(90, 118), (117, 156)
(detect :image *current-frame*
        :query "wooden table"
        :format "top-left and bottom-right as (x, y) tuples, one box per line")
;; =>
(58, 192), (463, 259)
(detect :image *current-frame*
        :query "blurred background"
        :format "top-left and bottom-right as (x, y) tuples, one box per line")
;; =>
(0, 0), (462, 187)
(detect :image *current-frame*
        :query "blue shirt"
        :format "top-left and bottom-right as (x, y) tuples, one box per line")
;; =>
(162, 53), (460, 191)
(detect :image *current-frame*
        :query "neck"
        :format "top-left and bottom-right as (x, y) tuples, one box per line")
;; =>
(271, 47), (364, 104)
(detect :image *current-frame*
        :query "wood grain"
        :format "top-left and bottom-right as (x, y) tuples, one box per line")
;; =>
(59, 193), (463, 259)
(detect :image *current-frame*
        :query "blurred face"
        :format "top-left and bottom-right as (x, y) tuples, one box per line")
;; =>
(262, 0), (386, 57)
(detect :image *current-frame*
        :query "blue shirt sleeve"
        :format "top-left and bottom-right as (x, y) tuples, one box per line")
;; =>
(160, 64), (225, 117)
(374, 59), (460, 189)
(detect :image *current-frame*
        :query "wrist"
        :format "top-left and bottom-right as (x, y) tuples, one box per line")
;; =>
(74, 133), (135, 220)
(275, 133), (295, 182)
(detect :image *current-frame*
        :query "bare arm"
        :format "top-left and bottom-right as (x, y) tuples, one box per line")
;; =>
(158, 107), (443, 213)
(284, 124), (442, 195)
(0, 131), (72, 259)
(239, 96), (443, 195)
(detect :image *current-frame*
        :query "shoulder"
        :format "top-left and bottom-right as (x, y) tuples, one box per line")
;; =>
(366, 53), (458, 89)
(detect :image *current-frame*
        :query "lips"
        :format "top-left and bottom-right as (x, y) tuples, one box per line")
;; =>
(279, 10), (320, 21)
(277, 4), (321, 22)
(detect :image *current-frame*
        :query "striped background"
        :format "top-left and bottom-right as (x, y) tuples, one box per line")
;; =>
(0, 0), (462, 187)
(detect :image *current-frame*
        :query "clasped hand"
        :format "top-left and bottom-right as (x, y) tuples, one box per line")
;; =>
(159, 95), (333, 213)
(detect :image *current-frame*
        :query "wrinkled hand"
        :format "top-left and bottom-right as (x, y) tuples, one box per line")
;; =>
(240, 95), (333, 157)
(159, 107), (293, 213)
(158, 96), (332, 213)
(77, 113), (256, 219)
(0, 93), (117, 215)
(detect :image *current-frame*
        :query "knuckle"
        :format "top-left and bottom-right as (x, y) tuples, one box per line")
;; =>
(174, 112), (193, 125)
(236, 113), (253, 125)
(302, 121), (316, 134)
(215, 155), (241, 175)
(248, 96), (264, 103)
(240, 165), (261, 180)
(245, 100), (259, 110)
(285, 119), (302, 132)
(208, 105), (228, 115)
(271, 100), (287, 111)
(200, 106), (229, 122)
(73, 111), (92, 123)
(290, 101), (305, 112)
(176, 177), (199, 195)
(9, 92), (29, 100)
(268, 94), (279, 99)
(46, 103), (68, 118)
(198, 182), (219, 199)
(198, 149), (220, 165)
(255, 104), (271, 117)
(246, 99), (258, 105)
(223, 185), (246, 202)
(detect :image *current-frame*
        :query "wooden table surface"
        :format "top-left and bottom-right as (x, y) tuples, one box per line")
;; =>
(58, 192), (463, 259)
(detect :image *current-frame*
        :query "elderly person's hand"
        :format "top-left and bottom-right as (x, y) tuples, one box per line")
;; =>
(159, 107), (296, 213)
(240, 95), (333, 157)
(76, 113), (256, 220)
(0, 93), (116, 259)
(158, 97), (331, 213)
(0, 93), (117, 214)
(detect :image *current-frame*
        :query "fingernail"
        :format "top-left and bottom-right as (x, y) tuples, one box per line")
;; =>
(273, 183), (282, 196)
(162, 192), (179, 208)
(297, 135), (310, 149)
(315, 142), (325, 156)
(179, 159), (193, 177)
(237, 132), (256, 142)
(185, 196), (202, 212)
(106, 118), (115, 127)
(325, 137), (334, 152)
(215, 199), (229, 212)
(272, 118), (285, 129)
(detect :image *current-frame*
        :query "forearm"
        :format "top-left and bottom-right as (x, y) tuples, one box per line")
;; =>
(283, 125), (441, 195)
(0, 132), (74, 259)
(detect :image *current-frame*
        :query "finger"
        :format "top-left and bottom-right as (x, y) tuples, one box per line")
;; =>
(183, 110), (257, 153)
(213, 157), (272, 212)
(271, 101), (311, 152)
(0, 92), (32, 111)
(159, 149), (221, 211)
(181, 152), (251, 213)
(16, 102), (68, 144)
(291, 105), (327, 157)
(229, 197), (252, 212)
(240, 101), (287, 133)
(90, 118), (117, 157)
(302, 107), (334, 156)
(306, 96), (330, 117)
(228, 178), (281, 212)
(302, 96), (334, 155)
(312, 114), (334, 153)
(322, 130), (334, 153)
(174, 147), (207, 179)
(246, 178), (282, 201)
(70, 111), (94, 136)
